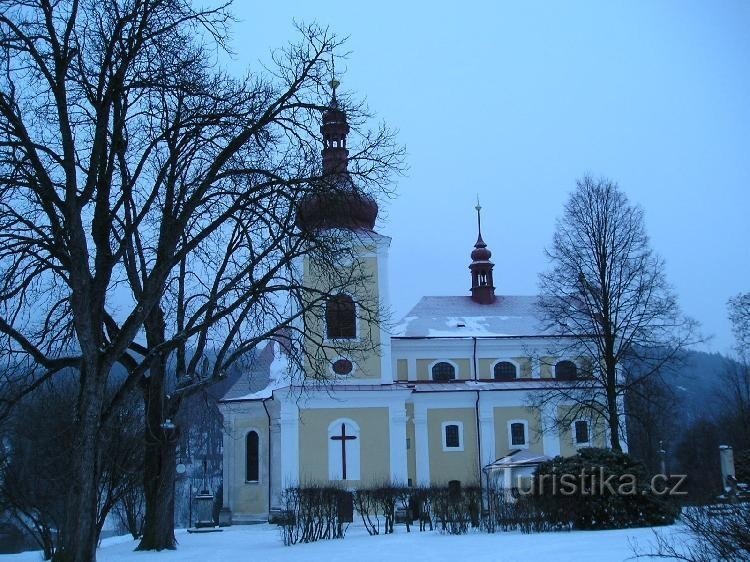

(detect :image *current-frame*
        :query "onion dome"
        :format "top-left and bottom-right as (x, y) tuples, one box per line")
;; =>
(471, 234), (492, 262)
(296, 79), (378, 232)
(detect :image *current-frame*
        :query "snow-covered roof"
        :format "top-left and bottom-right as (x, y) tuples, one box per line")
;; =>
(486, 449), (551, 469)
(220, 339), (292, 402)
(392, 295), (550, 338)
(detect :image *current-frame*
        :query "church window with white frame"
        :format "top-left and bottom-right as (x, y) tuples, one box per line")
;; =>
(432, 361), (456, 382)
(441, 421), (464, 451)
(508, 420), (528, 448)
(327, 419), (361, 481)
(573, 420), (590, 446)
(245, 430), (260, 482)
(493, 361), (517, 380)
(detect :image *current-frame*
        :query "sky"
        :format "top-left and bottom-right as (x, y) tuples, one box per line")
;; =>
(224, 1), (749, 354)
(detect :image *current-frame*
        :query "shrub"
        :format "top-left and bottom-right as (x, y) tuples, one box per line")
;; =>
(483, 487), (567, 534)
(278, 485), (350, 545)
(634, 503), (750, 561)
(531, 448), (677, 530)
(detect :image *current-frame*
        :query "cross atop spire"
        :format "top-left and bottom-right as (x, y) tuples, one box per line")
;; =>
(329, 56), (340, 108)
(475, 195), (485, 246)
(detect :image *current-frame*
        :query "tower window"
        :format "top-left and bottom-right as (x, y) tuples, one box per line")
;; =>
(326, 294), (356, 339)
(432, 361), (456, 382)
(555, 360), (578, 380)
(493, 361), (517, 380)
(246, 431), (259, 482)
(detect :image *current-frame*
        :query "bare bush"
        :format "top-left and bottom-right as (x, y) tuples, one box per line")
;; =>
(279, 486), (349, 545)
(634, 503), (750, 561)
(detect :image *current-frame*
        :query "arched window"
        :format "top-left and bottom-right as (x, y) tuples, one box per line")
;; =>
(493, 361), (517, 381)
(555, 360), (578, 380)
(326, 294), (356, 339)
(431, 361), (456, 382)
(246, 431), (259, 482)
(328, 419), (360, 481)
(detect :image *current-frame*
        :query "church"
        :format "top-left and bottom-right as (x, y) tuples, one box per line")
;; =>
(218, 86), (608, 524)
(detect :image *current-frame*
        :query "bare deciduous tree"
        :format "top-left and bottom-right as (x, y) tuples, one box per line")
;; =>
(0, 0), (402, 559)
(537, 176), (699, 451)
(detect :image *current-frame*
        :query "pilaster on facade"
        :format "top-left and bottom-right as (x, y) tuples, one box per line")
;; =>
(279, 402), (300, 488)
(270, 418), (282, 508)
(541, 404), (561, 458)
(389, 404), (408, 485)
(407, 357), (417, 382)
(377, 234), (393, 385)
(222, 412), (234, 508)
(413, 408), (430, 486)
(478, 410), (496, 468)
(531, 356), (542, 379)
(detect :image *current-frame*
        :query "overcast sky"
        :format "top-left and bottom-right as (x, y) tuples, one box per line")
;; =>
(226, 1), (749, 354)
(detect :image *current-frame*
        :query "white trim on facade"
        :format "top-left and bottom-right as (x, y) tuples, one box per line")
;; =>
(279, 401), (300, 488)
(389, 403), (408, 484)
(413, 407), (430, 485)
(376, 234), (393, 385)
(541, 403), (562, 457)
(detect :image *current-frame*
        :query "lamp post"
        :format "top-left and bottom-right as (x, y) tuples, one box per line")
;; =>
(658, 440), (667, 476)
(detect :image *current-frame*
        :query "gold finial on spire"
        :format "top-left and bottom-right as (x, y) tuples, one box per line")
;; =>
(329, 55), (340, 96)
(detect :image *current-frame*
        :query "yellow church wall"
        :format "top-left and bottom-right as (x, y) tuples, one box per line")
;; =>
(427, 408), (479, 485)
(493, 406), (544, 457)
(298, 407), (390, 487)
(302, 254), (382, 381)
(477, 359), (492, 378)
(557, 406), (608, 457)
(396, 359), (408, 381)
(516, 358), (533, 378)
(540, 357), (555, 378)
(228, 414), (269, 517)
(415, 358), (472, 381)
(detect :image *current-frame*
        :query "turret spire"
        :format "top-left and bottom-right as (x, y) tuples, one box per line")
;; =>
(469, 199), (496, 304)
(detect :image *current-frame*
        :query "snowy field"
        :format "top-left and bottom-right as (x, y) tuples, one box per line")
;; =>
(0, 523), (684, 562)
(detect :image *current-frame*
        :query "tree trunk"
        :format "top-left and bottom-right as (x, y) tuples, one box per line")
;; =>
(137, 413), (177, 550)
(137, 308), (178, 551)
(606, 361), (623, 452)
(55, 367), (106, 562)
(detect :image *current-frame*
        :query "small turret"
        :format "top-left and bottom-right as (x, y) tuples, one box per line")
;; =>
(469, 200), (496, 304)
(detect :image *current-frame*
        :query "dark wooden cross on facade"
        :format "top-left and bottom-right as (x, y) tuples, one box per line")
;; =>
(330, 423), (357, 479)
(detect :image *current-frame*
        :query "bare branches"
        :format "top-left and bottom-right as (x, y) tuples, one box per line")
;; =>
(537, 176), (700, 451)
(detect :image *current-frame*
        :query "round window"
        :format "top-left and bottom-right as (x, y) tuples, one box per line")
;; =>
(332, 358), (353, 375)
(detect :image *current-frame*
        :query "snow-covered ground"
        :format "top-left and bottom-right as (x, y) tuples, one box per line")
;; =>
(1, 523), (680, 561)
